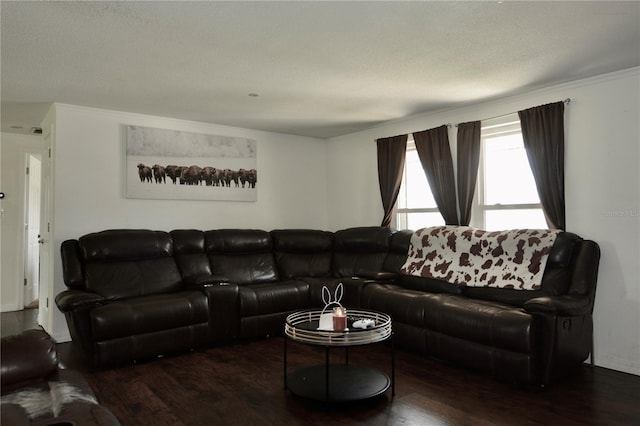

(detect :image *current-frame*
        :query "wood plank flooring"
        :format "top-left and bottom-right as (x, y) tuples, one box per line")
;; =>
(0, 307), (39, 337)
(59, 338), (640, 426)
(3, 310), (640, 425)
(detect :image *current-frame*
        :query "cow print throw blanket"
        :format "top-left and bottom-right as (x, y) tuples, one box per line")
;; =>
(1, 381), (97, 419)
(400, 226), (560, 290)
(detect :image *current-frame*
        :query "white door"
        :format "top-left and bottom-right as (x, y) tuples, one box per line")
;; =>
(0, 138), (3, 303)
(24, 154), (42, 309)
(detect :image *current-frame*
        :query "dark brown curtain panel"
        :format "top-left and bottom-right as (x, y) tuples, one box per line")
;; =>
(456, 121), (481, 226)
(413, 125), (458, 225)
(376, 134), (408, 227)
(518, 101), (566, 230)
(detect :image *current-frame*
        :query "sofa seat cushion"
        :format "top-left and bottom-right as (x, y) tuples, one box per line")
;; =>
(363, 284), (535, 354)
(362, 283), (445, 325)
(398, 274), (464, 295)
(90, 291), (209, 341)
(435, 295), (535, 354)
(239, 281), (310, 317)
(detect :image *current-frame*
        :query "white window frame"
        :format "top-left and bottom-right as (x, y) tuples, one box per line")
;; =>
(470, 114), (545, 230)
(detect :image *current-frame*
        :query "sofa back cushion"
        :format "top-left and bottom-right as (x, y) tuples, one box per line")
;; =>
(78, 230), (182, 300)
(378, 229), (462, 294)
(170, 230), (212, 283)
(271, 229), (333, 279)
(205, 229), (278, 285)
(388, 230), (583, 303)
(382, 229), (413, 273)
(332, 227), (392, 277)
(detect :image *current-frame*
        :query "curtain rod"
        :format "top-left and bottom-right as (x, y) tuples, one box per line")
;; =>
(454, 98), (571, 127)
(377, 98), (571, 139)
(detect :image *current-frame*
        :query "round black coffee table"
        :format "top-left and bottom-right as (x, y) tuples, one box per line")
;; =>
(283, 309), (394, 402)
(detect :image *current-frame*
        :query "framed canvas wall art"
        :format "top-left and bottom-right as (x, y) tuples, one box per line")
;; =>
(125, 125), (257, 201)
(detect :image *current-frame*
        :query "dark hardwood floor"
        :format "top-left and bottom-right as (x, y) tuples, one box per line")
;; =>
(3, 309), (640, 425)
(0, 307), (40, 338)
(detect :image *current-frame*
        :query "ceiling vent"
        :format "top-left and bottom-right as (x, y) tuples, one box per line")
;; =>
(31, 127), (43, 134)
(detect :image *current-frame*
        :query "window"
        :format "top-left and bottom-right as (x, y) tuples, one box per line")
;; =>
(395, 138), (445, 230)
(394, 115), (547, 231)
(472, 114), (547, 230)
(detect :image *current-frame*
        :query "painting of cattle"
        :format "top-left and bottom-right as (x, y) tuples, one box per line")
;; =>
(125, 125), (257, 201)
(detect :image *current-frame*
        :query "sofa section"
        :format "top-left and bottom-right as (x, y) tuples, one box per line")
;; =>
(304, 226), (396, 309)
(57, 230), (211, 368)
(204, 229), (312, 338)
(55, 226), (600, 385)
(362, 286), (540, 382)
(1, 329), (121, 426)
(361, 230), (600, 384)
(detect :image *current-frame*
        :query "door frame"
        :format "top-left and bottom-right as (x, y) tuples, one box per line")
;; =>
(38, 126), (53, 330)
(0, 133), (44, 313)
(23, 153), (42, 309)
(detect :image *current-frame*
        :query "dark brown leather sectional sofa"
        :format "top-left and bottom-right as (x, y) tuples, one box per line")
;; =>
(1, 329), (120, 426)
(56, 226), (600, 385)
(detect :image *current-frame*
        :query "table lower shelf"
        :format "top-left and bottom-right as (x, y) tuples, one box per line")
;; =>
(286, 364), (391, 402)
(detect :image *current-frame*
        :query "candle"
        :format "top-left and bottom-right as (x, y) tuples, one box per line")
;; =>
(332, 307), (347, 331)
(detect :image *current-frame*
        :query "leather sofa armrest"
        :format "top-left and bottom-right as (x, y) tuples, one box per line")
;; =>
(201, 282), (240, 341)
(356, 271), (399, 282)
(1, 330), (58, 388)
(55, 289), (106, 313)
(184, 274), (231, 289)
(523, 295), (591, 316)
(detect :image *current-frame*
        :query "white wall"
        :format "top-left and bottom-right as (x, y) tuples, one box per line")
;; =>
(326, 68), (640, 375)
(0, 132), (44, 312)
(40, 69), (639, 375)
(47, 104), (329, 340)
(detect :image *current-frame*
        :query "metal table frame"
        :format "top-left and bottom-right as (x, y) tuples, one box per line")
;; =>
(284, 309), (395, 402)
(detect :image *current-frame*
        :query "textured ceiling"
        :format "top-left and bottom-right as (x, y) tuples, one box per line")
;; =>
(2, 1), (639, 139)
